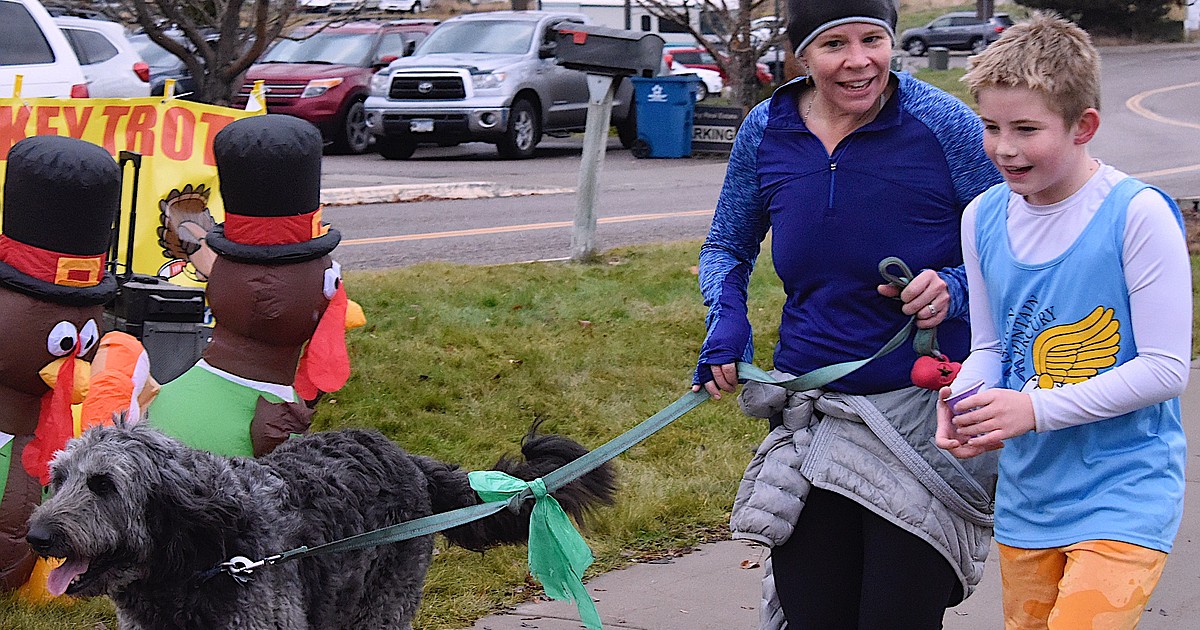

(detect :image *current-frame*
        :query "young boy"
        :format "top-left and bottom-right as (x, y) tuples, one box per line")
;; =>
(937, 12), (1191, 629)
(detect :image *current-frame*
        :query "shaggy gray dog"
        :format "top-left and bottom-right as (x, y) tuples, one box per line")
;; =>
(25, 423), (615, 630)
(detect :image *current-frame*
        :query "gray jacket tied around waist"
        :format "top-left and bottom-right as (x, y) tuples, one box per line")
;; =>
(731, 373), (999, 628)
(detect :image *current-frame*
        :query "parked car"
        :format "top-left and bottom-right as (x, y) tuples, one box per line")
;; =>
(364, 11), (637, 160)
(667, 59), (721, 102)
(0, 0), (88, 98)
(899, 11), (1013, 56)
(232, 20), (436, 154)
(380, 0), (428, 12)
(666, 46), (774, 86)
(55, 16), (150, 97)
(128, 30), (210, 98)
(749, 15), (784, 48)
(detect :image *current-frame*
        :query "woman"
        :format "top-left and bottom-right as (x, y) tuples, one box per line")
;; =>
(693, 1), (1002, 628)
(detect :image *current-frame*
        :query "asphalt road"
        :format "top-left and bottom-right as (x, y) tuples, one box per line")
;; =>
(321, 43), (1200, 271)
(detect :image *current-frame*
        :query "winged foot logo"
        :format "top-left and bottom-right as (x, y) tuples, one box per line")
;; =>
(1004, 299), (1120, 391)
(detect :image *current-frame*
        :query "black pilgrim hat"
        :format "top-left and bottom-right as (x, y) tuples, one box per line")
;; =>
(204, 115), (341, 264)
(0, 135), (119, 306)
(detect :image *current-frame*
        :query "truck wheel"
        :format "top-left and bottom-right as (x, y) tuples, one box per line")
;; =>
(331, 99), (371, 155)
(904, 38), (927, 56)
(378, 136), (417, 160)
(616, 101), (636, 149)
(497, 99), (541, 159)
(631, 138), (651, 159)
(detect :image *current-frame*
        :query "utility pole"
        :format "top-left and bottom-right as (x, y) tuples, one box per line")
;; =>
(976, 0), (995, 20)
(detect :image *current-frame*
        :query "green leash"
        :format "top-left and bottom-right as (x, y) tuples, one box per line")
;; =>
(216, 256), (936, 629)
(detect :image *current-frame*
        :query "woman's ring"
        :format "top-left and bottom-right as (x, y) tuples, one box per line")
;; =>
(927, 304), (938, 316)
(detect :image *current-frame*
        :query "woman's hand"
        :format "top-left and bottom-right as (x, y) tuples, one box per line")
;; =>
(934, 386), (998, 458)
(877, 269), (948, 329)
(691, 363), (739, 399)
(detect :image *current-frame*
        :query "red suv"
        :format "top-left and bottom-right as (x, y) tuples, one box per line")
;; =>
(234, 20), (437, 154)
(665, 47), (774, 86)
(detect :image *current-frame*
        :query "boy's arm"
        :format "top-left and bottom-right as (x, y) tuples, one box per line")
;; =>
(1029, 190), (1191, 431)
(949, 197), (1005, 390)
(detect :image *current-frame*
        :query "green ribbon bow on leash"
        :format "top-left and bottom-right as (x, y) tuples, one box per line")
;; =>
(468, 471), (603, 630)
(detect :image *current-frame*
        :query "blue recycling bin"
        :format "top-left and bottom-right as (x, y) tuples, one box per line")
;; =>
(630, 75), (702, 158)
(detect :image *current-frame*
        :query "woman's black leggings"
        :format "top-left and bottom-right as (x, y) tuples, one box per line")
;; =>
(770, 487), (961, 630)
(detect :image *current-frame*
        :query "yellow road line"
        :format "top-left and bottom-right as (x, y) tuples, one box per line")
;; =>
(342, 209), (714, 246)
(1122, 81), (1200, 181)
(1131, 164), (1200, 179)
(1125, 81), (1200, 131)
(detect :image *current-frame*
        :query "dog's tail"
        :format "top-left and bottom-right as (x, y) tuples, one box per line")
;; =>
(415, 431), (616, 552)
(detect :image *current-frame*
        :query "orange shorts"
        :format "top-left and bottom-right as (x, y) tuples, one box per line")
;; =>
(998, 540), (1168, 630)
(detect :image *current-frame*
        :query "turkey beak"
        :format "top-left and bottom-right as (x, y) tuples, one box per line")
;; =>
(345, 298), (366, 330)
(39, 357), (91, 404)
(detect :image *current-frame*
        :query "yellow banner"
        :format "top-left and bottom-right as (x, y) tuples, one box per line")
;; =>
(0, 97), (262, 284)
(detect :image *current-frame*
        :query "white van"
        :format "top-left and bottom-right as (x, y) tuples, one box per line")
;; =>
(0, 0), (89, 98)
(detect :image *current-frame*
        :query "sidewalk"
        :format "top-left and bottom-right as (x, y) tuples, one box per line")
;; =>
(460, 364), (1200, 629)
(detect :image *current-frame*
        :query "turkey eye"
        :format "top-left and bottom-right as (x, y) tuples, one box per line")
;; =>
(87, 474), (116, 496)
(47, 321), (79, 357)
(322, 261), (343, 300)
(78, 320), (100, 356)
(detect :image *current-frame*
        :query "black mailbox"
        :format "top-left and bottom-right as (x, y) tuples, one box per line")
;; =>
(554, 24), (664, 78)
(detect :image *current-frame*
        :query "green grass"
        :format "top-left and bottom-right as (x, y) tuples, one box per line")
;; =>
(4, 243), (1197, 629)
(914, 67), (974, 108)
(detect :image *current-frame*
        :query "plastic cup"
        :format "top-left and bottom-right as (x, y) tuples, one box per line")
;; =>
(946, 380), (984, 416)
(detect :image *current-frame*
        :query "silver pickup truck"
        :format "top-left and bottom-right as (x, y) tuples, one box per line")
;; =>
(363, 10), (637, 159)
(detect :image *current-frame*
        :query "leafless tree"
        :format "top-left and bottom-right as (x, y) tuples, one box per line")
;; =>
(634, 0), (786, 112)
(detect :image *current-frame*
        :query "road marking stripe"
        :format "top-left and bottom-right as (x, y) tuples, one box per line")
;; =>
(1125, 81), (1200, 131)
(1131, 164), (1200, 179)
(342, 209), (714, 246)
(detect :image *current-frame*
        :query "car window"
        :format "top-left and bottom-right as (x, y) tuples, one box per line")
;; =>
(377, 32), (405, 57)
(672, 51), (699, 64)
(64, 28), (119, 65)
(950, 17), (982, 27)
(992, 15), (1014, 26)
(418, 20), (536, 55)
(260, 32), (376, 65)
(0, 2), (56, 65)
(929, 17), (952, 29)
(406, 31), (428, 51)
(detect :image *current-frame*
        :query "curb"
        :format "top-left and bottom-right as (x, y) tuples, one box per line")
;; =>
(319, 182), (574, 207)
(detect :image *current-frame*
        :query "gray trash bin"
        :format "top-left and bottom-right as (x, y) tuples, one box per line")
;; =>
(929, 47), (949, 70)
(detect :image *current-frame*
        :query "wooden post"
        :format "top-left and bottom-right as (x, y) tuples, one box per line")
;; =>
(571, 73), (617, 262)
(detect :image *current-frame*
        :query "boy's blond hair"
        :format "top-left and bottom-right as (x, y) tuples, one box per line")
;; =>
(964, 11), (1101, 125)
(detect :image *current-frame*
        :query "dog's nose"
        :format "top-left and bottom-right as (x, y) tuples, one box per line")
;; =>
(26, 524), (54, 554)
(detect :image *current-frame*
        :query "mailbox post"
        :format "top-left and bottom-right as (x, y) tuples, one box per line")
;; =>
(555, 25), (663, 261)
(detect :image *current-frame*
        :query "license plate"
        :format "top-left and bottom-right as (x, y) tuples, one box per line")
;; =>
(409, 119), (434, 133)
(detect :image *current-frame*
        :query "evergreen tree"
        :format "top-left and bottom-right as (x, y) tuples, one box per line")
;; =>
(1014, 1), (1186, 39)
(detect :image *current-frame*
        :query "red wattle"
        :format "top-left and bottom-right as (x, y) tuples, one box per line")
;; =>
(295, 284), (350, 400)
(23, 357), (76, 485)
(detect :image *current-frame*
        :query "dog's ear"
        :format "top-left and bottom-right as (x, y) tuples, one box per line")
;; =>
(143, 449), (242, 580)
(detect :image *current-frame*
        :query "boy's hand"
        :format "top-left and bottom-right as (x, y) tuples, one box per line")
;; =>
(935, 386), (999, 458)
(951, 388), (1035, 449)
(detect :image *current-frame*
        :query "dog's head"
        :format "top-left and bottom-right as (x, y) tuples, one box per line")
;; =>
(26, 424), (238, 597)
